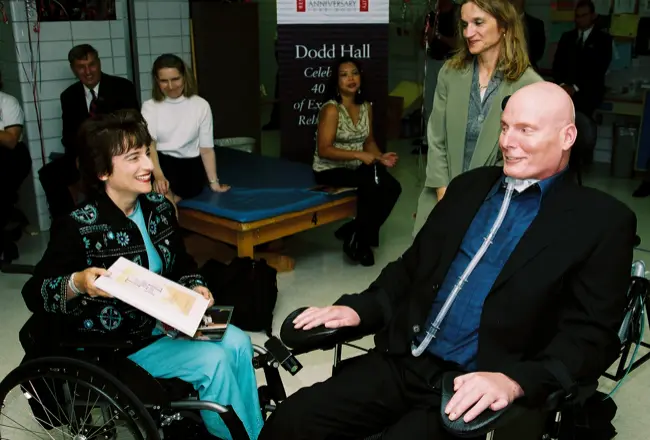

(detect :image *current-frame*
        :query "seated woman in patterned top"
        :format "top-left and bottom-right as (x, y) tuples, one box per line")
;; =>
(21, 110), (263, 440)
(313, 57), (402, 267)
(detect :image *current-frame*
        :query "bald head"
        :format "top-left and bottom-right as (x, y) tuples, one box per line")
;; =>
(509, 82), (575, 127)
(499, 81), (577, 180)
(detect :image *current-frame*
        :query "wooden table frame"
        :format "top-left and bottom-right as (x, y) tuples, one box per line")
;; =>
(178, 196), (357, 258)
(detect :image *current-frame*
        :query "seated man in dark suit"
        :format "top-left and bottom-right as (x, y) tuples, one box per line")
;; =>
(552, 0), (612, 118)
(259, 82), (636, 440)
(512, 0), (546, 69)
(38, 44), (140, 219)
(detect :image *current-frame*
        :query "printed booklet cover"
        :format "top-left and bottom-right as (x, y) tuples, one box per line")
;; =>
(94, 257), (210, 337)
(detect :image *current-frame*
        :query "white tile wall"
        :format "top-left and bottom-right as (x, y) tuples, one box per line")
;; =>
(4, 0), (132, 231)
(132, 0), (192, 103)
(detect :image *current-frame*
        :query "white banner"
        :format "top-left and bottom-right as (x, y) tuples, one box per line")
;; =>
(277, 0), (389, 25)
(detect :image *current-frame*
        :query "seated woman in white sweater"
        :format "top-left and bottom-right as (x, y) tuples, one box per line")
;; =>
(142, 54), (229, 203)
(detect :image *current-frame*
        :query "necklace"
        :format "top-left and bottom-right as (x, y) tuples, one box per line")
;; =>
(479, 83), (488, 89)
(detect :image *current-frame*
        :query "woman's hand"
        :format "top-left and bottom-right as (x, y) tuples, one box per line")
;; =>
(209, 182), (231, 193)
(380, 152), (399, 168)
(356, 151), (379, 166)
(153, 173), (169, 195)
(194, 285), (215, 308)
(436, 186), (447, 201)
(78, 268), (112, 298)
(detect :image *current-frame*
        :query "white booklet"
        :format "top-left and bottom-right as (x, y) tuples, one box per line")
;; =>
(94, 257), (210, 337)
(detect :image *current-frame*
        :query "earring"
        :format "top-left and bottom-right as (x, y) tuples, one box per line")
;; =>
(357, 89), (361, 94)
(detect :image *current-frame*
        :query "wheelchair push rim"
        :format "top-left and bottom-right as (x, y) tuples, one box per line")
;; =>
(0, 356), (159, 440)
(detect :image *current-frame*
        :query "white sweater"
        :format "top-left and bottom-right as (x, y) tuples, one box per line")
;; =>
(141, 95), (214, 159)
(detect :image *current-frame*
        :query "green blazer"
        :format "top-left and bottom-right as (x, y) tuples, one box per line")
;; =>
(425, 62), (542, 189)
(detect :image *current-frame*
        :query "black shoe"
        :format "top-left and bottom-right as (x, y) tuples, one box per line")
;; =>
(343, 233), (375, 267)
(633, 181), (650, 198)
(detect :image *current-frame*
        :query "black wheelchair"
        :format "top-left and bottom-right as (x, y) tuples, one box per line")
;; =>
(1, 255), (647, 440)
(278, 257), (650, 440)
(0, 315), (292, 440)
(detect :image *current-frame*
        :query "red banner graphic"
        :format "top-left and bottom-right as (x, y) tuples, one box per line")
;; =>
(360, 0), (369, 11)
(297, 0), (306, 12)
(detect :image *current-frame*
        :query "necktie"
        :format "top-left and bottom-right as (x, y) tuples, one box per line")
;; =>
(577, 32), (584, 48)
(89, 88), (98, 117)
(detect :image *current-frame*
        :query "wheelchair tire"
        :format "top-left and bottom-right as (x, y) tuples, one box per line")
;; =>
(0, 356), (160, 439)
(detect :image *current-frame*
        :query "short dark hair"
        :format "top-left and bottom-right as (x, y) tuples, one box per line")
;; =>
(68, 44), (99, 64)
(576, 0), (595, 13)
(77, 110), (152, 195)
(324, 57), (369, 105)
(151, 54), (197, 101)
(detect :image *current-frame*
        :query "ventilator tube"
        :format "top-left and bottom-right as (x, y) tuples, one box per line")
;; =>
(411, 177), (517, 357)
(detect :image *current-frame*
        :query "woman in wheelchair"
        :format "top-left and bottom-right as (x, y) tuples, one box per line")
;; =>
(20, 110), (264, 440)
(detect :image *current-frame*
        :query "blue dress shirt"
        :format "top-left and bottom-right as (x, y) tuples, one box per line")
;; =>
(417, 172), (563, 371)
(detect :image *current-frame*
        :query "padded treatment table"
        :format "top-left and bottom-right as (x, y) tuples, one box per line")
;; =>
(177, 148), (357, 259)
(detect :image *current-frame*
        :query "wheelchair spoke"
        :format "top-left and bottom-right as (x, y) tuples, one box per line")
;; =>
(37, 378), (72, 429)
(27, 380), (71, 437)
(1, 408), (61, 439)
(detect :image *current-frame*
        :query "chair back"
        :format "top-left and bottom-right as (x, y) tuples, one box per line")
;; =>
(574, 112), (597, 153)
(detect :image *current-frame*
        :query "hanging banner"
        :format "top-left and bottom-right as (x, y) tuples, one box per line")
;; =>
(277, 0), (390, 164)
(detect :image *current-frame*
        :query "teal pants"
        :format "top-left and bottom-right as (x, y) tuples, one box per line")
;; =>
(128, 326), (264, 439)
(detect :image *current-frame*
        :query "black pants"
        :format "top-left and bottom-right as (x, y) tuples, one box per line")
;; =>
(260, 351), (467, 440)
(38, 154), (80, 219)
(157, 153), (206, 200)
(315, 164), (401, 246)
(0, 142), (31, 229)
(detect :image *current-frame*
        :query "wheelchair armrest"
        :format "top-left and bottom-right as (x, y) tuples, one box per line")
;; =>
(439, 371), (598, 438)
(280, 307), (371, 355)
(439, 371), (528, 438)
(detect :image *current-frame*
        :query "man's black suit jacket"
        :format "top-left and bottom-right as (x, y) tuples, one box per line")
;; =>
(523, 14), (546, 69)
(336, 166), (636, 405)
(61, 73), (140, 158)
(552, 28), (613, 115)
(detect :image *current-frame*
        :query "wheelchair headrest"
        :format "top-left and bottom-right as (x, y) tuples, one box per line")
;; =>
(574, 112), (597, 152)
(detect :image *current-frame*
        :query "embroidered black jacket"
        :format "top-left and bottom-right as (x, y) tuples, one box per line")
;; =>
(22, 192), (206, 340)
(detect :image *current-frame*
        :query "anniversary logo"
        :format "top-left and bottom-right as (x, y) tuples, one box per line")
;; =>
(276, 0), (389, 163)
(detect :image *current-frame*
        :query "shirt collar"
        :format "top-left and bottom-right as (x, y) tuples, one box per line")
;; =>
(487, 167), (567, 199)
(84, 82), (100, 97)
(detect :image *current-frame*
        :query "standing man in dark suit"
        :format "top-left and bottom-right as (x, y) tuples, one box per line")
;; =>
(38, 44), (140, 219)
(259, 82), (636, 439)
(552, 0), (612, 118)
(512, 0), (546, 69)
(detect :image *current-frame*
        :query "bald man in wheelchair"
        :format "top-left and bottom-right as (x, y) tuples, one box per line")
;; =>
(260, 82), (638, 440)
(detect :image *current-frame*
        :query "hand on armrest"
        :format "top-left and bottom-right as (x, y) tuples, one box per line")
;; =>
(280, 306), (368, 353)
(439, 371), (526, 438)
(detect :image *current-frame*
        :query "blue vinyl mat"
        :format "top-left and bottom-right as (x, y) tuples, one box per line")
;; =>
(177, 148), (352, 223)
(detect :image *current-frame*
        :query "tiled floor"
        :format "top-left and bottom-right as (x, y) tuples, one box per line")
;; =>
(1, 136), (649, 438)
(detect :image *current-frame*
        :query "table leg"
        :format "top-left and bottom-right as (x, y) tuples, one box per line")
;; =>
(237, 231), (255, 258)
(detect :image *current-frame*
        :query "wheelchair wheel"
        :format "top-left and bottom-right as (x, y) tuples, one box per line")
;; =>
(0, 356), (159, 439)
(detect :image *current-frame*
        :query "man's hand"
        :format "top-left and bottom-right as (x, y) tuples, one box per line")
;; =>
(293, 306), (361, 330)
(444, 372), (524, 423)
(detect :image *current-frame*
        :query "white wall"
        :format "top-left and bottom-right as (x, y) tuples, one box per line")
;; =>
(5, 0), (132, 232)
(132, 0), (192, 102)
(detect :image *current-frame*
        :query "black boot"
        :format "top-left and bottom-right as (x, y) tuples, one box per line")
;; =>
(343, 232), (374, 267)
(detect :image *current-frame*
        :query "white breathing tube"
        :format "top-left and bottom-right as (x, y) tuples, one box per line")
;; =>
(411, 177), (518, 357)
